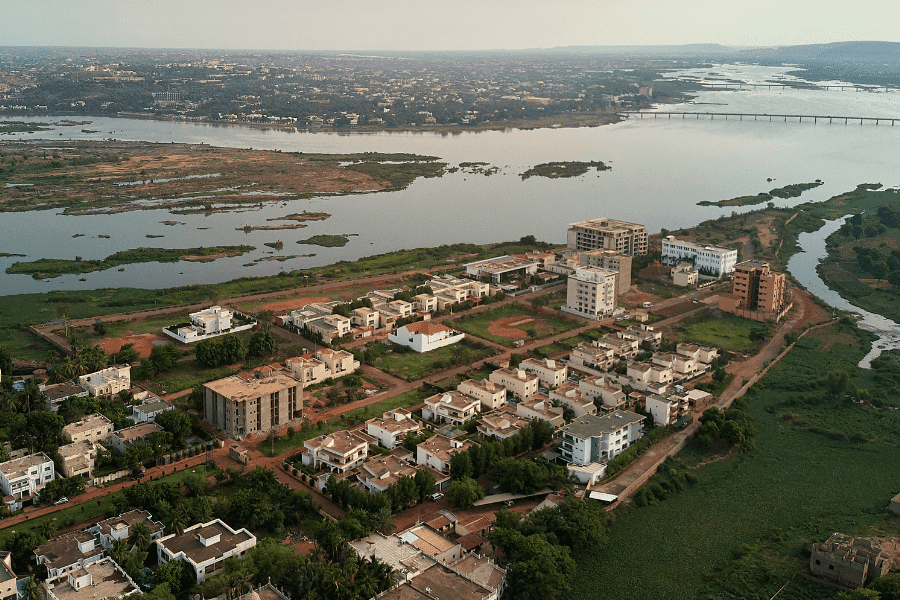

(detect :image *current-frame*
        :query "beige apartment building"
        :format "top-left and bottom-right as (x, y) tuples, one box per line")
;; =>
(62, 413), (114, 444)
(719, 260), (790, 322)
(567, 218), (648, 256)
(204, 367), (302, 439)
(457, 378), (507, 411)
(579, 249), (633, 293)
(489, 368), (539, 400)
(562, 266), (618, 320)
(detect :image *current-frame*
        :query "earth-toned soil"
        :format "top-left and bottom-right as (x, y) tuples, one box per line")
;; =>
(487, 316), (535, 339)
(99, 333), (168, 358)
(256, 296), (330, 314)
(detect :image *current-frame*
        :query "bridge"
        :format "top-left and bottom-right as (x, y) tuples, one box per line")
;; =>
(621, 111), (899, 125)
(669, 80), (896, 92)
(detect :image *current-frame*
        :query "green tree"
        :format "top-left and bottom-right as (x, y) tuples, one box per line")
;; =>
(835, 590), (882, 600)
(248, 330), (279, 358)
(503, 533), (576, 600)
(21, 577), (43, 600)
(449, 451), (473, 480)
(128, 521), (152, 552)
(869, 573), (900, 600)
(445, 477), (484, 508)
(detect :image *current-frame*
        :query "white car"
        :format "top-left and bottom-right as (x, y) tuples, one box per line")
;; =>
(54, 497), (68, 505)
(429, 493), (444, 501)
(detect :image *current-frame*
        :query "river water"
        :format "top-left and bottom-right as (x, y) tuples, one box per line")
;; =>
(1, 63), (899, 301)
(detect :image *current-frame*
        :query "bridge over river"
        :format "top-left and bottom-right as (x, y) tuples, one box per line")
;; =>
(622, 111), (899, 125)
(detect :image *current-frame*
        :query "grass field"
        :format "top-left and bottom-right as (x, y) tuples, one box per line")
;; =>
(0, 327), (55, 362)
(677, 312), (769, 353)
(572, 326), (899, 600)
(367, 338), (496, 382)
(447, 304), (580, 346)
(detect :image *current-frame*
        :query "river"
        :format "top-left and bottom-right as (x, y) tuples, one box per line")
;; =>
(1, 63), (899, 298)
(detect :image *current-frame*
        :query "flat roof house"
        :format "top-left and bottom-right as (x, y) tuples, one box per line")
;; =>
(365, 409), (423, 449)
(156, 519), (256, 584)
(489, 368), (539, 400)
(78, 365), (130, 398)
(422, 392), (481, 427)
(388, 322), (465, 353)
(63, 413), (114, 444)
(57, 441), (100, 479)
(457, 379), (507, 411)
(34, 531), (102, 579)
(0, 452), (54, 501)
(416, 435), (474, 474)
(89, 510), (165, 550)
(557, 411), (644, 465)
(519, 357), (567, 389)
(42, 558), (139, 600)
(0, 551), (15, 600)
(109, 423), (162, 454)
(515, 394), (565, 429)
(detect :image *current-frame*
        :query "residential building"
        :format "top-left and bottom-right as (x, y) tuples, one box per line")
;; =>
(57, 441), (100, 479)
(578, 377), (626, 410)
(477, 407), (531, 440)
(78, 365), (130, 397)
(519, 358), (567, 388)
(350, 307), (380, 329)
(671, 263), (699, 287)
(451, 554), (507, 597)
(34, 532), (102, 579)
(301, 430), (372, 473)
(489, 368), (539, 400)
(405, 562), (496, 600)
(359, 455), (446, 494)
(0, 552), (14, 600)
(810, 533), (892, 588)
(89, 510), (165, 550)
(163, 306), (255, 344)
(412, 294), (438, 313)
(63, 413), (114, 444)
(599, 332), (640, 359)
(422, 392), (481, 426)
(622, 324), (663, 349)
(562, 267), (618, 320)
(515, 394), (565, 428)
(156, 519), (256, 583)
(457, 379), (507, 411)
(645, 394), (690, 427)
(284, 348), (360, 385)
(569, 341), (615, 371)
(556, 411), (645, 464)
(579, 249), (633, 293)
(42, 382), (89, 413)
(416, 435), (474, 473)
(388, 322), (465, 353)
(0, 452), (54, 500)
(315, 348), (360, 377)
(108, 424), (160, 454)
(626, 361), (674, 393)
(281, 303), (351, 344)
(463, 255), (540, 284)
(550, 382), (597, 417)
(42, 558), (139, 600)
(203, 367), (303, 439)
(661, 236), (738, 277)
(131, 396), (174, 423)
(652, 352), (702, 377)
(349, 533), (438, 584)
(676, 343), (720, 364)
(567, 218), (648, 256)
(396, 525), (463, 565)
(365, 409), (422, 449)
(719, 260), (791, 322)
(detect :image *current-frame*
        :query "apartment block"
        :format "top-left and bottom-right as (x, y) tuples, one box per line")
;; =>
(518, 357), (567, 388)
(579, 249), (633, 293)
(661, 236), (738, 277)
(489, 368), (539, 400)
(719, 260), (790, 322)
(204, 367), (303, 439)
(365, 408), (422, 449)
(567, 218), (648, 256)
(556, 411), (645, 464)
(457, 378), (507, 411)
(562, 267), (618, 320)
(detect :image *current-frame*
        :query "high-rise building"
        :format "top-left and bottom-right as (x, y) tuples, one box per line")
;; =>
(567, 218), (648, 256)
(719, 260), (789, 321)
(562, 266), (619, 320)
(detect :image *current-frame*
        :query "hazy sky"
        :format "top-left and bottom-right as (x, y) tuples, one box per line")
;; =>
(3, 0), (898, 51)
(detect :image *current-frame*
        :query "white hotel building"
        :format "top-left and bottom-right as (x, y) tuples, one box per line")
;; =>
(661, 236), (738, 278)
(562, 266), (618, 320)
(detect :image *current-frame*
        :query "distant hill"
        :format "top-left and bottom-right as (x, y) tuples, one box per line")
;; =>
(739, 41), (900, 63)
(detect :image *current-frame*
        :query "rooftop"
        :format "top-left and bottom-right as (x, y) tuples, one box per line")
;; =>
(305, 429), (372, 456)
(114, 423), (162, 442)
(203, 370), (301, 403)
(135, 400), (171, 414)
(0, 452), (52, 480)
(35, 532), (99, 571)
(463, 255), (539, 273)
(63, 413), (113, 437)
(417, 434), (473, 463)
(401, 322), (456, 336)
(409, 563), (491, 600)
(157, 519), (254, 566)
(43, 382), (87, 402)
(560, 411), (645, 438)
(398, 525), (457, 558)
(47, 558), (138, 600)
(93, 510), (164, 538)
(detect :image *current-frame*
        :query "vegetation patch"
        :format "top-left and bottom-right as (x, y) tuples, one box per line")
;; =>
(677, 311), (769, 353)
(520, 160), (610, 180)
(448, 304), (580, 345)
(0, 121), (51, 134)
(357, 337), (497, 382)
(6, 245), (255, 278)
(0, 252), (25, 258)
(296, 234), (353, 247)
(698, 180), (823, 206)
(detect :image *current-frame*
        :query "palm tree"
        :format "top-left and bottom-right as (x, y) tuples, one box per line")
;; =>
(37, 520), (57, 541)
(169, 507), (188, 536)
(128, 521), (152, 553)
(0, 393), (19, 415)
(109, 538), (129, 565)
(21, 577), (43, 600)
(56, 356), (78, 382)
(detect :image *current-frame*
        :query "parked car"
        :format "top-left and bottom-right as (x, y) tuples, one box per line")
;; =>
(429, 493), (444, 501)
(53, 497), (68, 505)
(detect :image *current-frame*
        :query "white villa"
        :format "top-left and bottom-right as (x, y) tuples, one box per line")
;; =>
(164, 306), (256, 344)
(388, 322), (465, 353)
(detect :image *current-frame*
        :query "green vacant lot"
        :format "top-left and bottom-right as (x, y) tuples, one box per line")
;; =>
(447, 304), (580, 346)
(572, 325), (900, 600)
(368, 338), (497, 382)
(677, 311), (769, 353)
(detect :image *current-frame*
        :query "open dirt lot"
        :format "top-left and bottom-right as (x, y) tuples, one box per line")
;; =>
(99, 333), (168, 358)
(256, 297), (331, 314)
(487, 316), (535, 339)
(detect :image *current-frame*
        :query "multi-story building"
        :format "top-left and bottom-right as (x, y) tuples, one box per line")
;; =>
(163, 306), (256, 343)
(156, 519), (256, 583)
(477, 407), (531, 440)
(515, 394), (565, 428)
(579, 249), (633, 293)
(810, 533), (892, 589)
(109, 423), (162, 454)
(719, 260), (791, 322)
(457, 379), (507, 411)
(0, 452), (55, 500)
(578, 377), (626, 410)
(416, 434), (474, 473)
(34, 531), (103, 579)
(359, 455), (446, 495)
(567, 218), (648, 256)
(569, 341), (616, 372)
(301, 430), (371, 473)
(203, 367), (302, 439)
(463, 255), (540, 284)
(63, 413), (114, 444)
(660, 236), (738, 277)
(550, 383), (597, 418)
(422, 392), (481, 426)
(57, 441), (100, 479)
(89, 510), (165, 550)
(676, 343), (720, 364)
(626, 361), (674, 393)
(284, 348), (360, 385)
(519, 358), (567, 388)
(489, 368), (539, 400)
(556, 411), (645, 464)
(78, 365), (130, 397)
(671, 263), (699, 287)
(42, 558), (139, 600)
(281, 303), (351, 344)
(365, 409), (422, 449)
(562, 267), (618, 320)
(0, 552), (15, 600)
(645, 393), (691, 427)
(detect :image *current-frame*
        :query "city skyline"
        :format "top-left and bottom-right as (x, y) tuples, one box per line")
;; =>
(3, 0), (899, 52)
